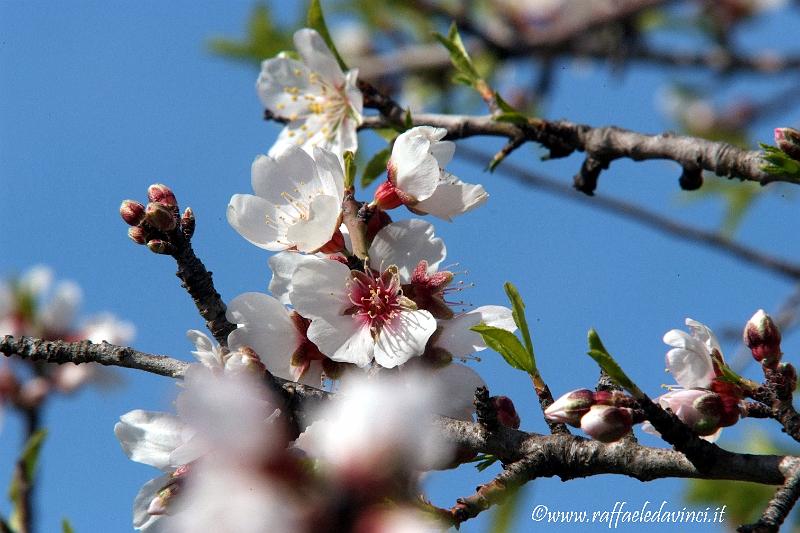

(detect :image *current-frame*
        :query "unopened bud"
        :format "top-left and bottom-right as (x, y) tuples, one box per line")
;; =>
(775, 127), (800, 161)
(492, 396), (520, 429)
(374, 180), (403, 210)
(145, 202), (177, 232)
(147, 239), (176, 255)
(593, 390), (636, 408)
(544, 388), (594, 427)
(658, 389), (724, 436)
(128, 226), (147, 245)
(119, 200), (146, 226)
(580, 405), (633, 443)
(147, 183), (177, 207)
(181, 207), (195, 240)
(744, 309), (782, 367)
(779, 363), (798, 392)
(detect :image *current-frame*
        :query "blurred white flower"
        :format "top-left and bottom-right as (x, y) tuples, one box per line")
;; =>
(257, 28), (363, 159)
(227, 146), (345, 253)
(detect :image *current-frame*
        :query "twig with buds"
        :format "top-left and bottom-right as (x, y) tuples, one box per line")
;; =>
(120, 184), (237, 346)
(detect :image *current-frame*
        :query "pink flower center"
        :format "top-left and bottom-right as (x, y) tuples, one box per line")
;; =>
(347, 267), (403, 331)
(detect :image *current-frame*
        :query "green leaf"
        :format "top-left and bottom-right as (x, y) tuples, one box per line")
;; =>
(503, 282), (534, 359)
(360, 147), (391, 188)
(471, 325), (535, 374)
(586, 330), (643, 398)
(760, 143), (800, 180)
(307, 0), (348, 71)
(207, 5), (291, 66)
(464, 453), (500, 472)
(433, 22), (481, 86)
(9, 429), (47, 531)
(489, 485), (528, 533)
(494, 112), (529, 126)
(494, 92), (516, 113)
(62, 519), (76, 533)
(343, 151), (356, 189)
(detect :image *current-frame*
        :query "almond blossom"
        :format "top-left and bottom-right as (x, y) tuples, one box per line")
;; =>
(257, 28), (363, 159)
(374, 126), (488, 221)
(227, 145), (345, 253)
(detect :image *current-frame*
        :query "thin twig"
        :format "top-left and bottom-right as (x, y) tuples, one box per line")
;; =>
(738, 465), (800, 533)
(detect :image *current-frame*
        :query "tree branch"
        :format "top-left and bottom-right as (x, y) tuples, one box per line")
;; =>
(359, 114), (794, 190)
(456, 146), (800, 282)
(739, 465), (800, 533)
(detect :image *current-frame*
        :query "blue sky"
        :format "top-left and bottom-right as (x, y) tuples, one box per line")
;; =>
(2, 1), (800, 531)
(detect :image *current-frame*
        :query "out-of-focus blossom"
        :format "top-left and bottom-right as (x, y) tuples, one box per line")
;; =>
(257, 28), (363, 159)
(227, 146), (345, 253)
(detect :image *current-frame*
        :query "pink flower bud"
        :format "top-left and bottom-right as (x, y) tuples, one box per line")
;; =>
(545, 388), (594, 427)
(743, 309), (782, 367)
(373, 180), (403, 210)
(119, 200), (146, 226)
(147, 183), (177, 207)
(493, 396), (520, 429)
(580, 405), (633, 443)
(181, 207), (195, 240)
(775, 127), (800, 161)
(658, 389), (724, 436)
(145, 202), (177, 232)
(128, 226), (147, 245)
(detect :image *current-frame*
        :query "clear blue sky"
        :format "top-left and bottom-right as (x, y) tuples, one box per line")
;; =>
(1, 1), (800, 531)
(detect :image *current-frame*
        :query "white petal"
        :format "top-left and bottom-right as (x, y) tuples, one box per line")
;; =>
(39, 281), (82, 334)
(391, 132), (440, 201)
(256, 57), (320, 117)
(665, 347), (715, 388)
(268, 252), (326, 305)
(313, 147), (345, 202)
(289, 259), (352, 319)
(285, 194), (341, 252)
(344, 69), (363, 116)
(685, 318), (722, 357)
(413, 175), (488, 221)
(430, 139), (455, 168)
(437, 306), (516, 358)
(428, 364), (486, 420)
(369, 219), (446, 283)
(293, 28), (345, 86)
(186, 330), (222, 369)
(114, 410), (188, 470)
(251, 148), (316, 201)
(226, 292), (301, 380)
(133, 473), (172, 530)
(306, 315), (374, 367)
(373, 310), (437, 368)
(227, 194), (285, 251)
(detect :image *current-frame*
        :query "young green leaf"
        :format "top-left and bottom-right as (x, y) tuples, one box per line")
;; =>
(307, 0), (348, 71)
(471, 324), (535, 374)
(586, 329), (644, 398)
(489, 485), (527, 533)
(433, 22), (481, 87)
(503, 282), (534, 359)
(760, 143), (800, 180)
(62, 519), (76, 533)
(361, 147), (391, 188)
(9, 429), (47, 531)
(343, 151), (357, 189)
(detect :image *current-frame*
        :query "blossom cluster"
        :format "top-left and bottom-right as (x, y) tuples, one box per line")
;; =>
(117, 28), (511, 532)
(0, 266), (134, 426)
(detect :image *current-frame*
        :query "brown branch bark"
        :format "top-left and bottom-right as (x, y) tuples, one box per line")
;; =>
(3, 335), (798, 489)
(359, 114), (794, 189)
(739, 465), (800, 533)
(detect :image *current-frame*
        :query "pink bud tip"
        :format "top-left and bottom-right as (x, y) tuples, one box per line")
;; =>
(147, 183), (177, 207)
(119, 200), (146, 226)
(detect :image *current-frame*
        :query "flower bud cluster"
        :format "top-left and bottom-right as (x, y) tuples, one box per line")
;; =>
(120, 183), (193, 255)
(545, 389), (638, 442)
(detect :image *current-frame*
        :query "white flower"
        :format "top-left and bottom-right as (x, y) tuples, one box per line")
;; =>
(376, 126), (488, 220)
(257, 28), (363, 159)
(81, 313), (136, 345)
(435, 306), (517, 359)
(226, 291), (324, 385)
(663, 318), (721, 389)
(38, 280), (82, 335)
(368, 219), (446, 283)
(289, 257), (437, 368)
(294, 373), (452, 479)
(227, 146), (345, 253)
